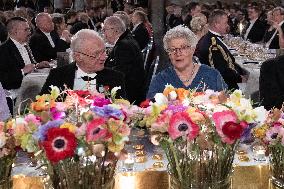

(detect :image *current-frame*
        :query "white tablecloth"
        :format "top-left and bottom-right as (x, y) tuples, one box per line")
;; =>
(235, 56), (261, 99)
(15, 69), (49, 113)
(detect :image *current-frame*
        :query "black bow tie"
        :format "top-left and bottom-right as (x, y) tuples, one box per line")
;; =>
(81, 76), (96, 81)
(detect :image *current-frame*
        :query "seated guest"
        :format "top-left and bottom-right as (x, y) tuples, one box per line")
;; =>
(52, 15), (72, 44)
(147, 25), (227, 99)
(131, 10), (150, 50)
(114, 11), (131, 30)
(40, 29), (126, 98)
(70, 12), (89, 35)
(29, 13), (70, 62)
(190, 13), (208, 40)
(65, 10), (78, 31)
(0, 17), (50, 114)
(242, 5), (266, 43)
(103, 16), (145, 105)
(259, 55), (284, 110)
(264, 7), (284, 49)
(195, 9), (246, 90)
(0, 82), (10, 121)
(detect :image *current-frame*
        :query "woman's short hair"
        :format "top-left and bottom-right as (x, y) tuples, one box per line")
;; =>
(113, 11), (131, 28)
(163, 25), (198, 51)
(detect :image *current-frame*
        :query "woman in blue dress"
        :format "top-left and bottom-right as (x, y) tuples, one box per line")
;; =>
(147, 25), (227, 99)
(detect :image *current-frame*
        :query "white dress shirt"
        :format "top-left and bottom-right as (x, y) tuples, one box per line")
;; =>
(244, 18), (257, 40)
(43, 32), (55, 48)
(11, 38), (32, 65)
(73, 66), (97, 92)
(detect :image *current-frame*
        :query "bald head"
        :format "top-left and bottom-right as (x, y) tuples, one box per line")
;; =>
(35, 13), (54, 33)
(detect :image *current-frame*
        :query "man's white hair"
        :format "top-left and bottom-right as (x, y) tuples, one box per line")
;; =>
(163, 25), (198, 51)
(70, 29), (104, 52)
(104, 16), (126, 33)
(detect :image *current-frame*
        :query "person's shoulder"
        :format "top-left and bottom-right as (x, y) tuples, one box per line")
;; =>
(199, 64), (219, 75)
(99, 67), (124, 78)
(153, 67), (172, 79)
(50, 63), (76, 74)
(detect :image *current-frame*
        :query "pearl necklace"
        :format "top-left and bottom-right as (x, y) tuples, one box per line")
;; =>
(176, 63), (196, 83)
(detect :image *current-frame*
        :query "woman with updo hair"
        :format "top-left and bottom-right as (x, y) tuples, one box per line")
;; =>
(190, 13), (208, 39)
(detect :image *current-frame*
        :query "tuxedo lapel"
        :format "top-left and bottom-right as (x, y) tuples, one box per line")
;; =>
(7, 39), (25, 68)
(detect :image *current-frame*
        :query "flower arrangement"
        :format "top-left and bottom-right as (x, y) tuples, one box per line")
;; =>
(139, 85), (266, 189)
(0, 121), (16, 188)
(9, 85), (135, 189)
(253, 108), (284, 188)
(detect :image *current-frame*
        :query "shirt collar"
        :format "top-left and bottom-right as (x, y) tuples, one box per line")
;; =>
(132, 22), (142, 32)
(209, 29), (223, 37)
(279, 20), (284, 26)
(10, 37), (26, 47)
(76, 66), (97, 79)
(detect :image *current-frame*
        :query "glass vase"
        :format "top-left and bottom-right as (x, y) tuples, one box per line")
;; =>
(0, 154), (15, 189)
(162, 139), (236, 189)
(270, 145), (284, 188)
(170, 174), (231, 189)
(46, 154), (117, 189)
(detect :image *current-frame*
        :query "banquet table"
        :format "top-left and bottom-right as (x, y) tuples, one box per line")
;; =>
(11, 130), (278, 189)
(14, 69), (49, 113)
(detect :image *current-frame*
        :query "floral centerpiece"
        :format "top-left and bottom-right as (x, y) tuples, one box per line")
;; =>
(9, 86), (135, 189)
(139, 85), (266, 189)
(254, 108), (284, 188)
(0, 122), (16, 189)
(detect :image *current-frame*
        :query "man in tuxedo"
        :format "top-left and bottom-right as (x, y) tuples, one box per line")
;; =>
(0, 17), (49, 114)
(131, 10), (150, 50)
(260, 55), (284, 110)
(103, 16), (145, 104)
(29, 13), (69, 62)
(40, 29), (126, 98)
(242, 5), (266, 43)
(195, 9), (246, 90)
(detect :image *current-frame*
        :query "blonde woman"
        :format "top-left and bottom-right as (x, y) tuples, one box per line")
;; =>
(190, 13), (208, 39)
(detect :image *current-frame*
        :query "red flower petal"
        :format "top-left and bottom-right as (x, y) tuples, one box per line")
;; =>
(42, 128), (77, 163)
(222, 121), (244, 140)
(86, 118), (110, 142)
(140, 99), (151, 108)
(168, 112), (199, 140)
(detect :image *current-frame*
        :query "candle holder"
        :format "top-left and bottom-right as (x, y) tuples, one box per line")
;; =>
(252, 144), (266, 161)
(123, 153), (135, 171)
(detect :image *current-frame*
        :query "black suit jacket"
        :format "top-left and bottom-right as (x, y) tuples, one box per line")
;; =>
(243, 18), (266, 43)
(260, 55), (284, 109)
(105, 31), (145, 104)
(16, 0), (35, 9)
(29, 29), (69, 62)
(195, 31), (242, 90)
(268, 23), (284, 49)
(40, 63), (126, 98)
(0, 39), (25, 90)
(132, 23), (150, 50)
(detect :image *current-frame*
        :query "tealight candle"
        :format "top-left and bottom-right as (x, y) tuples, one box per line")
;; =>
(123, 153), (135, 171)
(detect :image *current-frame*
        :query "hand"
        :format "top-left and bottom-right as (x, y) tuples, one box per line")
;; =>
(36, 61), (51, 69)
(23, 64), (35, 74)
(61, 30), (72, 43)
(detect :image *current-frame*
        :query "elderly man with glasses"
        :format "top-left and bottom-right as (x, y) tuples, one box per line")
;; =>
(40, 29), (126, 98)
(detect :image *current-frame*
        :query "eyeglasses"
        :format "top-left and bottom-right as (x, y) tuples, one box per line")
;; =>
(166, 45), (191, 55)
(75, 49), (106, 59)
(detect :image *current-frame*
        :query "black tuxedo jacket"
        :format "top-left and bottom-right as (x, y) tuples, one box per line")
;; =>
(243, 18), (266, 43)
(260, 55), (284, 109)
(195, 31), (242, 90)
(40, 63), (126, 98)
(268, 24), (284, 49)
(132, 23), (150, 50)
(29, 29), (69, 62)
(0, 39), (28, 90)
(105, 30), (145, 104)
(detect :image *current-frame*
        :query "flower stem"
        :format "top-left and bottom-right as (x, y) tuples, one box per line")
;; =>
(169, 141), (182, 184)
